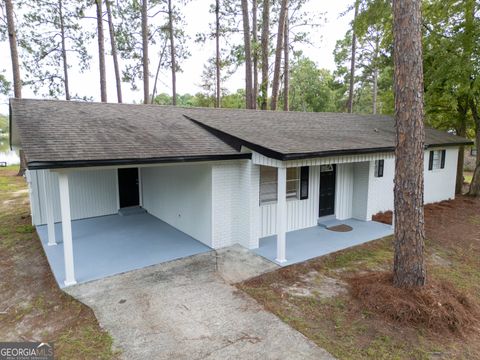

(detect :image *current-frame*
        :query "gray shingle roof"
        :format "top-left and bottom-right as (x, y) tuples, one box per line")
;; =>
(183, 108), (471, 160)
(10, 99), (472, 169)
(10, 99), (245, 169)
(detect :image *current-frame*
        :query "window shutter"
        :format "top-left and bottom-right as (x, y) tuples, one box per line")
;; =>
(300, 166), (309, 200)
(378, 160), (384, 177)
(440, 150), (446, 169)
(428, 151), (434, 170)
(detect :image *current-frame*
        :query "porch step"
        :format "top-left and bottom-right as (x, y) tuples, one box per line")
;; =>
(318, 216), (341, 228)
(118, 206), (147, 216)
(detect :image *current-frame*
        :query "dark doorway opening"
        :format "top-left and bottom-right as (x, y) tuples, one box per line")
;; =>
(319, 165), (336, 217)
(118, 168), (140, 208)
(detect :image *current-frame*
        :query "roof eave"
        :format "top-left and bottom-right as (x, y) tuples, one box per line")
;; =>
(27, 153), (252, 170)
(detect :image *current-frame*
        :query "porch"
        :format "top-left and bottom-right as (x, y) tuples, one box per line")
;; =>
(254, 219), (393, 266)
(37, 213), (212, 288)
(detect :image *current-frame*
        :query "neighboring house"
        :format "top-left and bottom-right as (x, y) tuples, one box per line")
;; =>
(9, 99), (472, 287)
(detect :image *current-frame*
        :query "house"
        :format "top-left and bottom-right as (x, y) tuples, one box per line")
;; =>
(9, 99), (472, 287)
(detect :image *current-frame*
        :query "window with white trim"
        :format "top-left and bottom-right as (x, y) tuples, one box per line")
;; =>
(428, 150), (446, 171)
(259, 166), (307, 205)
(259, 166), (277, 204)
(286, 167), (299, 199)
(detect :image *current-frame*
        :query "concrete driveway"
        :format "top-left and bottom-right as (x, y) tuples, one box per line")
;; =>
(66, 245), (334, 360)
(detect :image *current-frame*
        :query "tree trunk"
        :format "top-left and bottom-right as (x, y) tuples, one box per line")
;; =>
(455, 102), (468, 194)
(96, 0), (107, 102)
(5, 0), (21, 98)
(372, 34), (379, 114)
(252, 0), (258, 109)
(241, 0), (254, 109)
(260, 0), (269, 110)
(105, 0), (122, 103)
(215, 0), (221, 108)
(167, 0), (177, 106)
(17, 150), (27, 177)
(456, 124), (467, 194)
(347, 0), (359, 113)
(392, 0), (426, 288)
(372, 67), (378, 114)
(283, 9), (289, 111)
(270, 0), (288, 111)
(58, 0), (70, 100)
(141, 0), (149, 104)
(468, 100), (480, 196)
(151, 37), (168, 103)
(469, 162), (480, 196)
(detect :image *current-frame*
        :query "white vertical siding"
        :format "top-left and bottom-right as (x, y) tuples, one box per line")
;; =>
(141, 164), (212, 247)
(335, 163), (354, 220)
(352, 162), (370, 220)
(29, 168), (118, 225)
(259, 165), (320, 237)
(248, 164), (261, 248)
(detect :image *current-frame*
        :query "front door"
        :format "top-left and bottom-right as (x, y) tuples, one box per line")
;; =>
(319, 165), (336, 217)
(118, 168), (140, 208)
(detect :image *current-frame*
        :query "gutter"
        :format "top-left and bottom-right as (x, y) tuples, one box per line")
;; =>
(27, 153), (252, 170)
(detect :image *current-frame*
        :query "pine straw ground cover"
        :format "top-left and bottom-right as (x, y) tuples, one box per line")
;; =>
(238, 196), (480, 359)
(0, 166), (118, 359)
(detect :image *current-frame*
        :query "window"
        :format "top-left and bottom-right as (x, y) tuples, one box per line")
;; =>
(300, 167), (309, 200)
(286, 168), (299, 199)
(428, 150), (446, 170)
(259, 166), (308, 204)
(374, 160), (384, 178)
(259, 166), (277, 204)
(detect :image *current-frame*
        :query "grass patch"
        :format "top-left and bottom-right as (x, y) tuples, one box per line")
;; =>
(464, 174), (473, 184)
(56, 326), (119, 360)
(239, 196), (480, 359)
(0, 166), (119, 359)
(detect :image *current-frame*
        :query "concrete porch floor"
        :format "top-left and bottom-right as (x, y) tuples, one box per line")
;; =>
(37, 213), (212, 288)
(254, 219), (393, 266)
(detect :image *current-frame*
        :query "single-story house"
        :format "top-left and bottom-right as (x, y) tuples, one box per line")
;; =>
(9, 99), (472, 287)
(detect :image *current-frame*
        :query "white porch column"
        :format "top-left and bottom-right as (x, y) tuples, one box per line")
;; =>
(58, 172), (76, 286)
(42, 170), (56, 246)
(276, 166), (287, 263)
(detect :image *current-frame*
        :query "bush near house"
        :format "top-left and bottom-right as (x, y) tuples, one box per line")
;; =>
(239, 196), (480, 359)
(0, 166), (119, 360)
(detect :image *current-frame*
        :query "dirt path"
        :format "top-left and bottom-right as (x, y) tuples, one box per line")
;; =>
(0, 167), (117, 359)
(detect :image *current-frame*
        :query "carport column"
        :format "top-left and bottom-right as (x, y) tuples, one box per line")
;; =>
(58, 172), (76, 286)
(276, 166), (287, 263)
(42, 170), (56, 246)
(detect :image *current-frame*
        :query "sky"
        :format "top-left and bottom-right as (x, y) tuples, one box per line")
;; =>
(0, 0), (353, 114)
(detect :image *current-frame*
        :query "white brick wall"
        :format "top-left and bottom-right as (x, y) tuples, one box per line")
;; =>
(211, 160), (255, 249)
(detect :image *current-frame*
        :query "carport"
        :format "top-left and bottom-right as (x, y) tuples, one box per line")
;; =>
(37, 212), (212, 288)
